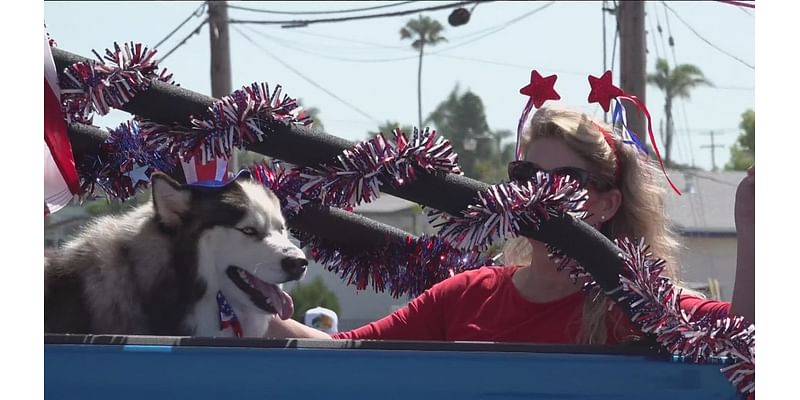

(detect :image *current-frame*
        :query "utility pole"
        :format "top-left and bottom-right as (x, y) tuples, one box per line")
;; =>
(618, 1), (647, 147)
(208, 1), (236, 171)
(700, 131), (726, 172)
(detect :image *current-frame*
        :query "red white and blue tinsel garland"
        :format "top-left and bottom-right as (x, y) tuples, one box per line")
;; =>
(59, 42), (174, 124)
(77, 119), (175, 201)
(548, 238), (755, 395)
(429, 171), (589, 250)
(140, 82), (311, 164)
(293, 231), (490, 298)
(295, 127), (461, 211)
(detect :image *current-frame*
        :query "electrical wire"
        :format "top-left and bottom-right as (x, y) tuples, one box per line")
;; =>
(233, 26), (382, 125)
(661, 2), (754, 70)
(160, 18), (208, 62)
(660, 2), (679, 67)
(428, 2), (555, 54)
(228, 1), (416, 15)
(610, 1), (619, 72)
(229, 1), (484, 29)
(244, 25), (586, 75)
(154, 1), (208, 49)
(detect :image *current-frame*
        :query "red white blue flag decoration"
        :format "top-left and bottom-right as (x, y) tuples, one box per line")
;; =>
(587, 70), (681, 195)
(515, 70), (561, 161)
(44, 31), (81, 215)
(216, 291), (243, 338)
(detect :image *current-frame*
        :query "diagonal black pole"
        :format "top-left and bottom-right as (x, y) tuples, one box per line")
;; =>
(53, 47), (626, 296)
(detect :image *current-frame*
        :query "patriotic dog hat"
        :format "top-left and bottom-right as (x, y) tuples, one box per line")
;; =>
(181, 156), (250, 187)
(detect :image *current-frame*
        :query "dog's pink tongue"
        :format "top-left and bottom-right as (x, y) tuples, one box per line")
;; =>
(251, 278), (294, 320)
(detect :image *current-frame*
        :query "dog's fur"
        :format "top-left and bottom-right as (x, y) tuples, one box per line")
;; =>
(44, 172), (307, 337)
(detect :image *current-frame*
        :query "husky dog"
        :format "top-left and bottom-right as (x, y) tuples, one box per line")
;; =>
(44, 172), (308, 337)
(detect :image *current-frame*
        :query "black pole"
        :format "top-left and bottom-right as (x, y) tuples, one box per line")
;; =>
(53, 47), (626, 296)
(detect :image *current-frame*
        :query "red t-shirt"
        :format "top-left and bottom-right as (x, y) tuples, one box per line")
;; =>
(333, 266), (731, 344)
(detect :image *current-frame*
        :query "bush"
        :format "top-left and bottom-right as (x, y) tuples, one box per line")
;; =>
(288, 276), (341, 322)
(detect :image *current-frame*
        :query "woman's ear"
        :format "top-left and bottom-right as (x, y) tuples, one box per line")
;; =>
(595, 188), (623, 222)
(585, 188), (623, 228)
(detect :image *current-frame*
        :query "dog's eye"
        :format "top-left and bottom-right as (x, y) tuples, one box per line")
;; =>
(239, 227), (259, 236)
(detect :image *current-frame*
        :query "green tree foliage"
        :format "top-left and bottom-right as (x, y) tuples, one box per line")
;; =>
(426, 85), (515, 183)
(725, 109), (755, 171)
(400, 15), (447, 129)
(367, 121), (415, 140)
(647, 58), (712, 165)
(289, 276), (342, 323)
(84, 189), (149, 216)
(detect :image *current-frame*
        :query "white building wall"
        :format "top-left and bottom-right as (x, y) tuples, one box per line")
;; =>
(677, 236), (739, 301)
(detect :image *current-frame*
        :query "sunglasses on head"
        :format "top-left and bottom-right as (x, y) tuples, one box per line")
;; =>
(507, 160), (599, 189)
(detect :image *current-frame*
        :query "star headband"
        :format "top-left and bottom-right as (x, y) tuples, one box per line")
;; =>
(515, 69), (681, 196)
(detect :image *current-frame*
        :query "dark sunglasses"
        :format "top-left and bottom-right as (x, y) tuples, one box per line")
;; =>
(507, 160), (597, 189)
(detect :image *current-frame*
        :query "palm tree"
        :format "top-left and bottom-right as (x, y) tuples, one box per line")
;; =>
(647, 58), (712, 165)
(400, 16), (447, 130)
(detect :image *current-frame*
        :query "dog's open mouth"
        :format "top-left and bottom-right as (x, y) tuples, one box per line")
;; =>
(226, 266), (294, 320)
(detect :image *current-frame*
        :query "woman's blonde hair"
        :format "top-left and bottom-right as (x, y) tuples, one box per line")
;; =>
(502, 106), (681, 344)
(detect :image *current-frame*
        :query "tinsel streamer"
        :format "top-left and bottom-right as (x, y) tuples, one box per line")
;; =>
(77, 119), (175, 200)
(546, 243), (594, 285)
(610, 238), (754, 394)
(141, 82), (311, 164)
(59, 42), (174, 124)
(430, 171), (588, 250)
(297, 127), (461, 211)
(247, 160), (307, 216)
(293, 231), (490, 298)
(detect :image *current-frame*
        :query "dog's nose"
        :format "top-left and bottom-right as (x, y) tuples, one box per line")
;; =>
(281, 257), (308, 279)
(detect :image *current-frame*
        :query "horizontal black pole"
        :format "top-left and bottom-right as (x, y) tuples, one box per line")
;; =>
(54, 47), (624, 294)
(67, 123), (412, 250)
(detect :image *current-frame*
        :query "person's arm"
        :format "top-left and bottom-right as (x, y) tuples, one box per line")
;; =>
(266, 271), (466, 340)
(730, 166), (755, 322)
(266, 316), (333, 339)
(331, 287), (446, 341)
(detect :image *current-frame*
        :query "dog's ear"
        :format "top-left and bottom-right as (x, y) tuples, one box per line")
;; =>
(151, 173), (190, 227)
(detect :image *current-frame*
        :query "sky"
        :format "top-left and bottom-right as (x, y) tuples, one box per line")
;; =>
(43, 1), (755, 172)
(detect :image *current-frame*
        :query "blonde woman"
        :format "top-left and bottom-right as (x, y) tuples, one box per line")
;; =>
(267, 107), (754, 343)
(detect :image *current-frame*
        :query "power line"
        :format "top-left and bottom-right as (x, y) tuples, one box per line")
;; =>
(283, 1), (555, 58)
(243, 26), (417, 63)
(229, 1), (484, 29)
(429, 2), (555, 54)
(228, 1), (417, 15)
(442, 1), (554, 43)
(244, 25), (586, 76)
(659, 2), (679, 67)
(646, 5), (661, 61)
(154, 1), (208, 49)
(610, 0), (619, 72)
(160, 18), (208, 62)
(661, 2), (754, 70)
(233, 26), (382, 125)
(290, 29), (407, 50)
(655, 4), (697, 169)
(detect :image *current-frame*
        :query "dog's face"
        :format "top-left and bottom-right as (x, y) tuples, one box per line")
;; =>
(150, 172), (307, 320)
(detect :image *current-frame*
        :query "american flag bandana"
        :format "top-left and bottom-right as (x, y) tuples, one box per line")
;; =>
(216, 291), (243, 338)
